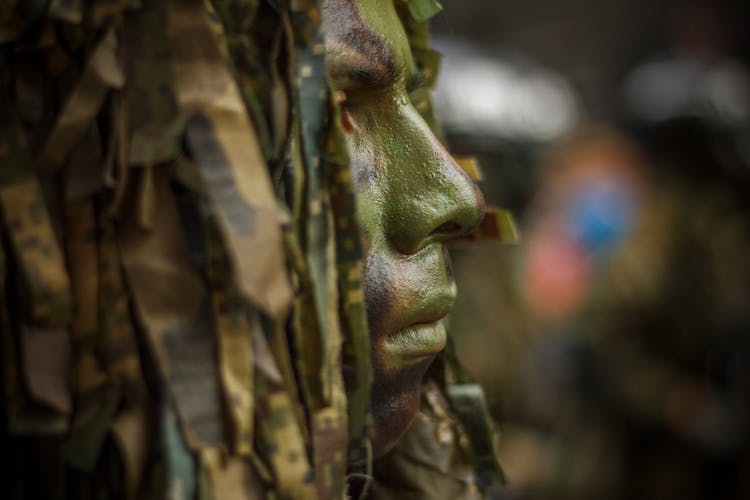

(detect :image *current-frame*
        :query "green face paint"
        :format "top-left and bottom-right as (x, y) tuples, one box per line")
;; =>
(322, 0), (485, 458)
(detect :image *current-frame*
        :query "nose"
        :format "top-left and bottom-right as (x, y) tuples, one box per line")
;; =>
(385, 116), (485, 255)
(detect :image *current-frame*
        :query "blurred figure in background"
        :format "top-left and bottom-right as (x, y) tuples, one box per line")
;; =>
(509, 127), (750, 500)
(438, 0), (750, 499)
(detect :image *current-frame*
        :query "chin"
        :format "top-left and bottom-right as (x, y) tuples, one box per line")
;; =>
(360, 252), (453, 458)
(369, 355), (435, 458)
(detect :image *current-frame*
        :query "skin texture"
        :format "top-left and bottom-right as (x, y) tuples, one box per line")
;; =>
(321, 0), (485, 458)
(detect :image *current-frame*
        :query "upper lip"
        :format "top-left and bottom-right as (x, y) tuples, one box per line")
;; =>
(397, 286), (456, 332)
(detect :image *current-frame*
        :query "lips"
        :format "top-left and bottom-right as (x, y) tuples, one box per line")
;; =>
(380, 284), (454, 365)
(384, 320), (447, 359)
(363, 245), (457, 374)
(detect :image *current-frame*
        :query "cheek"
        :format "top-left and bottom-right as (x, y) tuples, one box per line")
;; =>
(345, 110), (389, 191)
(345, 122), (390, 261)
(361, 252), (396, 341)
(349, 143), (381, 191)
(351, 106), (442, 211)
(345, 108), (420, 222)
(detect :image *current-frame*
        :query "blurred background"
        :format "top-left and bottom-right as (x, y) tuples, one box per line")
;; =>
(432, 1), (750, 499)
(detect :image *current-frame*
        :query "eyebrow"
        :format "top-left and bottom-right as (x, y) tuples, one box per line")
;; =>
(327, 28), (398, 90)
(327, 34), (427, 95)
(322, 0), (400, 90)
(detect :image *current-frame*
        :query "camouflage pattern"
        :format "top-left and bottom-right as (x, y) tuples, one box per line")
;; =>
(0, 0), (506, 498)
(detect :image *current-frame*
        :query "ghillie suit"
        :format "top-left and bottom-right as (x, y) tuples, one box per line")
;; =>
(0, 0), (510, 497)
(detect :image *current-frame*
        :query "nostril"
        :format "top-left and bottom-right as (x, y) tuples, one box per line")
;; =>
(430, 220), (462, 237)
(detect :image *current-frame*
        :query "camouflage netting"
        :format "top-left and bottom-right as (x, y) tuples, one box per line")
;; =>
(0, 0), (505, 498)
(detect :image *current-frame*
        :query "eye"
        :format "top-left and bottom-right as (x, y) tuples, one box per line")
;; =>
(334, 90), (355, 134)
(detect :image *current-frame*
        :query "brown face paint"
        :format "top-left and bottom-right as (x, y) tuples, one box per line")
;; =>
(322, 0), (485, 458)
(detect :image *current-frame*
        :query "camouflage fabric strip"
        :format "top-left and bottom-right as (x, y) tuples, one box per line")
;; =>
(205, 216), (255, 456)
(289, 122), (330, 415)
(0, 256), (69, 434)
(291, 3), (351, 492)
(406, 0), (443, 24)
(173, 6), (319, 494)
(98, 209), (150, 499)
(311, 404), (349, 499)
(0, 5), (32, 44)
(213, 304), (254, 455)
(453, 156), (484, 182)
(287, 105), (325, 415)
(34, 27), (123, 173)
(111, 402), (151, 500)
(120, 2), (182, 167)
(445, 384), (507, 489)
(267, 313), (313, 445)
(164, 402), (198, 500)
(161, 270), (226, 445)
(0, 90), (75, 422)
(0, 242), (25, 427)
(47, 0), (84, 23)
(462, 207), (520, 245)
(257, 389), (317, 499)
(61, 387), (120, 471)
(105, 92), (133, 217)
(446, 214), (520, 246)
(209, 0), (281, 164)
(293, 17), (340, 409)
(200, 448), (265, 500)
(209, 0), (259, 37)
(326, 100), (372, 469)
(0, 91), (73, 329)
(0, 177), (73, 327)
(119, 167), (225, 450)
(89, 0), (135, 29)
(171, 0), (293, 319)
(98, 210), (146, 393)
(61, 196), (117, 471)
(252, 324), (317, 499)
(19, 325), (72, 416)
(291, 262), (326, 410)
(394, 2), (444, 137)
(64, 198), (107, 402)
(281, 7), (326, 418)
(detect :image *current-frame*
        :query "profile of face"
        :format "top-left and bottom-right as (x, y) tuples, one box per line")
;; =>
(321, 0), (485, 458)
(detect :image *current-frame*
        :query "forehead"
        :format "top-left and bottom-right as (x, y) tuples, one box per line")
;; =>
(321, 0), (415, 89)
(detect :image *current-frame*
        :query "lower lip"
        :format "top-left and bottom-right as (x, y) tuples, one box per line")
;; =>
(384, 321), (447, 360)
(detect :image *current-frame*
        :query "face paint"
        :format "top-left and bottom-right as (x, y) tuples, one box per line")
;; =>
(322, 0), (485, 458)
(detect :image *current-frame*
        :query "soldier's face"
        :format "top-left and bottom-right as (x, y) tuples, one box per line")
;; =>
(322, 0), (484, 458)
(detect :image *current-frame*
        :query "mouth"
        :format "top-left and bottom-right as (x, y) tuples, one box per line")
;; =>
(383, 320), (447, 361)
